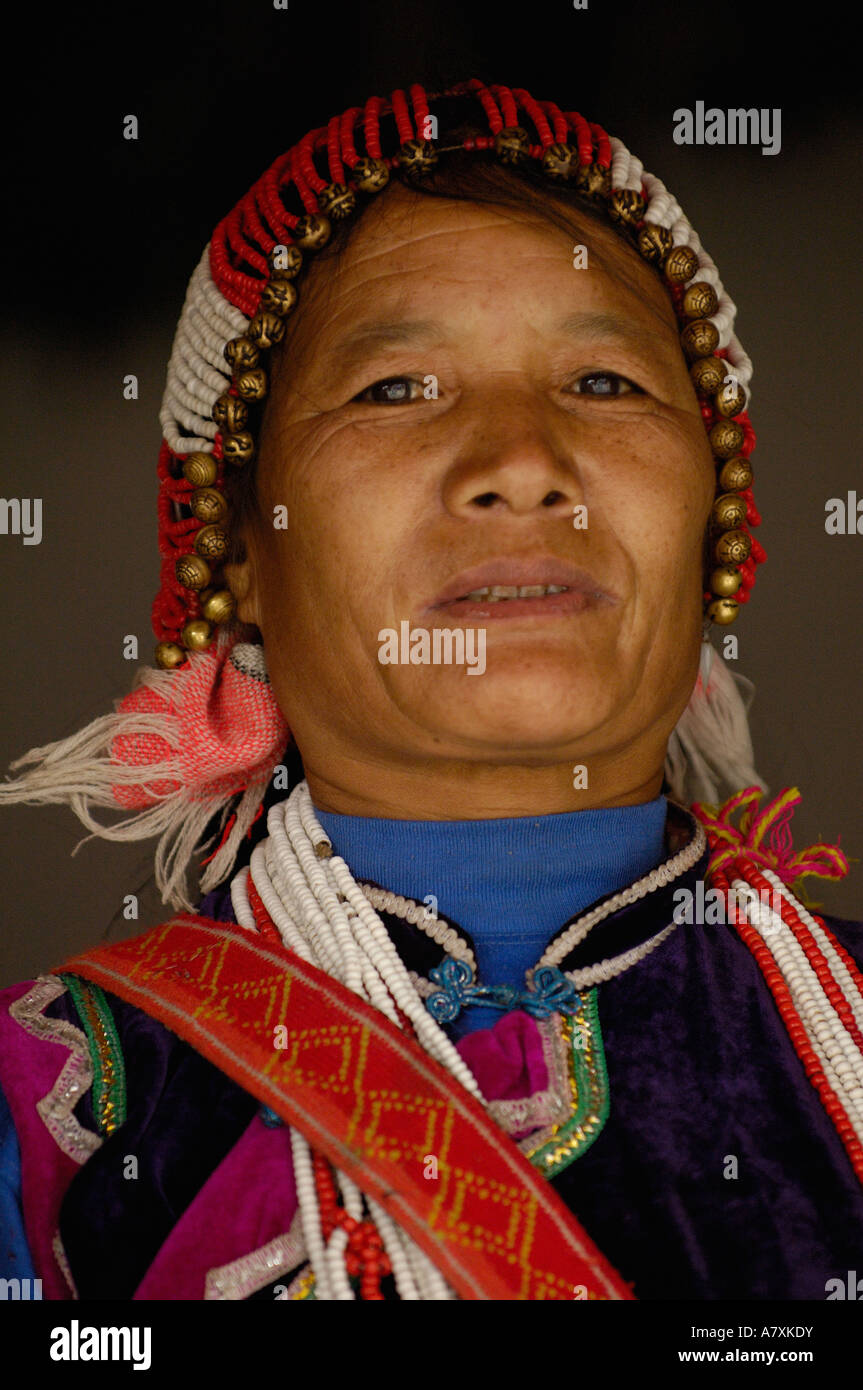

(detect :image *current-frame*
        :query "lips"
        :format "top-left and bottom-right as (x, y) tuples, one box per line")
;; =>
(425, 557), (618, 620)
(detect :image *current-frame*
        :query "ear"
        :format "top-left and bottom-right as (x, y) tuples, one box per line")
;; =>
(224, 553), (263, 629)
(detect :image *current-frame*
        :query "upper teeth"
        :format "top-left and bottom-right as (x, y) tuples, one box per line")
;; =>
(462, 584), (570, 601)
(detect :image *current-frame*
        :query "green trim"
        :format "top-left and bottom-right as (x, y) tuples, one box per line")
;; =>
(525, 988), (610, 1179)
(59, 973), (128, 1135)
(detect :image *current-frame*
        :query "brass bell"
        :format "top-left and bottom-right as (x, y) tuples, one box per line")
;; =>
(318, 182), (357, 220)
(294, 215), (332, 250)
(707, 597), (739, 625)
(398, 138), (438, 175)
(711, 492), (747, 530)
(714, 378), (747, 418)
(221, 430), (256, 465)
(182, 452), (219, 488)
(541, 142), (577, 180)
(709, 566), (742, 598)
(233, 368), (267, 402)
(194, 524), (230, 561)
(191, 487), (228, 524)
(268, 244), (303, 278)
(494, 126), (531, 164)
(718, 455), (753, 492)
(714, 529), (752, 566)
(182, 619), (214, 652)
(175, 553), (212, 590)
(260, 277), (298, 317)
(682, 282), (719, 319)
(224, 336), (260, 371)
(576, 162), (611, 199)
(709, 419), (745, 459)
(352, 156), (390, 193)
(681, 318), (720, 360)
(689, 356), (727, 394)
(154, 641), (187, 669)
(248, 311), (286, 350)
(608, 189), (646, 226)
(212, 393), (249, 433)
(637, 223), (673, 265)
(201, 588), (237, 625)
(663, 245), (699, 284)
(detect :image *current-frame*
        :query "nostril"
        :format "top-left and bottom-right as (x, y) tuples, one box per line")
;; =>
(473, 492), (498, 508)
(542, 490), (565, 506)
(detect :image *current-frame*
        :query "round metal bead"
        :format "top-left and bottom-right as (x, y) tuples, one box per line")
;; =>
(294, 215), (332, 250)
(709, 565), (742, 598)
(352, 156), (390, 193)
(714, 528), (751, 566)
(194, 524), (230, 562)
(576, 162), (611, 199)
(260, 277), (298, 317)
(398, 139), (438, 174)
(608, 189), (646, 226)
(689, 355), (727, 395)
(224, 336), (260, 371)
(663, 244), (699, 284)
(191, 487), (228, 524)
(201, 588), (237, 625)
(154, 641), (186, 670)
(709, 419), (745, 458)
(182, 452), (219, 488)
(541, 142), (577, 180)
(211, 393), (249, 433)
(318, 182), (357, 220)
(681, 318), (720, 360)
(233, 369), (268, 403)
(711, 492), (748, 530)
(636, 223), (673, 265)
(175, 554), (212, 591)
(494, 126), (531, 165)
(248, 311), (286, 350)
(221, 430), (256, 465)
(182, 619), (214, 652)
(718, 455), (753, 492)
(707, 596), (740, 625)
(714, 377), (747, 418)
(268, 243), (304, 278)
(682, 282), (719, 319)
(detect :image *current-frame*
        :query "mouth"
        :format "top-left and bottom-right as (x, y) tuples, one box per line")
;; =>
(425, 559), (619, 622)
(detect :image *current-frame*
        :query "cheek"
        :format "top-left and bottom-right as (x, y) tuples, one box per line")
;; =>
(591, 414), (713, 556)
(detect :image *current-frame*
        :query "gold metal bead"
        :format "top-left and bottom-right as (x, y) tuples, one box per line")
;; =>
(182, 619), (214, 652)
(221, 430), (256, 465)
(680, 318), (720, 360)
(709, 419), (745, 458)
(494, 126), (531, 165)
(663, 244), (699, 284)
(608, 189), (646, 226)
(154, 641), (186, 670)
(541, 142), (577, 180)
(718, 455), (753, 492)
(260, 277), (298, 317)
(636, 223), (673, 265)
(211, 393), (249, 433)
(318, 182), (357, 220)
(689, 355), (727, 395)
(294, 214), (331, 250)
(714, 378), (747, 418)
(194, 524), (230, 562)
(182, 452), (219, 488)
(248, 310), (286, 350)
(398, 138), (438, 175)
(682, 282), (719, 319)
(352, 156), (390, 193)
(711, 492), (748, 530)
(709, 565), (742, 598)
(175, 554), (212, 590)
(234, 368), (267, 403)
(576, 162), (611, 199)
(191, 487), (228, 524)
(224, 336), (260, 371)
(714, 528), (751, 566)
(201, 588), (236, 625)
(707, 597), (740, 625)
(268, 243), (303, 277)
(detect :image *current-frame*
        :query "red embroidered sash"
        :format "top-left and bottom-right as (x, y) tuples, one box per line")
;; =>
(59, 915), (633, 1302)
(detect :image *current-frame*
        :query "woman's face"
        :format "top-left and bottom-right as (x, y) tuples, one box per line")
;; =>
(229, 185), (715, 816)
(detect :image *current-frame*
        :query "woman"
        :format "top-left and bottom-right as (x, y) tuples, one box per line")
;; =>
(1, 79), (861, 1301)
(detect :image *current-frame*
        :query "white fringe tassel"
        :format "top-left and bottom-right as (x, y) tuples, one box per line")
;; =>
(664, 638), (768, 808)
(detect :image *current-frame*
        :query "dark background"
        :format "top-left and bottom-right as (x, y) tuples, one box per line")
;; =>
(2, 0), (861, 982)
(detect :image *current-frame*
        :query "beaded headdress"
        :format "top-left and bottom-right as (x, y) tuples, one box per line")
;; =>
(1, 78), (771, 906)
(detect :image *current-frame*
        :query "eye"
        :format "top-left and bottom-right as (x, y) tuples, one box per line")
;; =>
(353, 376), (423, 404)
(574, 371), (641, 397)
